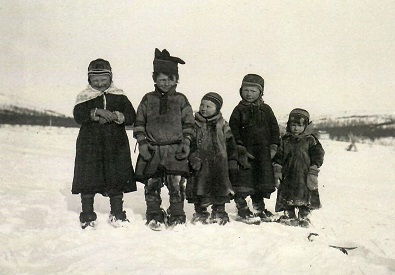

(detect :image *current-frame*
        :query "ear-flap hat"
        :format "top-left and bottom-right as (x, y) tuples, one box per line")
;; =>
(202, 92), (223, 111)
(241, 74), (264, 97)
(88, 58), (112, 78)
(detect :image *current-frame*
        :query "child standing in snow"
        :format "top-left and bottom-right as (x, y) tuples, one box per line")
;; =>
(72, 58), (137, 229)
(186, 92), (237, 225)
(229, 74), (280, 224)
(134, 49), (195, 230)
(273, 108), (325, 228)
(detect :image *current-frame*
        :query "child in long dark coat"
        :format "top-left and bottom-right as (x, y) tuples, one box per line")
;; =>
(72, 58), (137, 229)
(134, 49), (195, 230)
(273, 108), (325, 228)
(229, 74), (280, 224)
(186, 92), (237, 225)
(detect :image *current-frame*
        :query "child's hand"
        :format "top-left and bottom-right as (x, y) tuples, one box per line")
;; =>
(176, 139), (190, 160)
(270, 144), (278, 159)
(273, 163), (282, 189)
(307, 165), (320, 190)
(237, 145), (254, 169)
(138, 140), (153, 161)
(189, 157), (202, 171)
(99, 117), (108, 124)
(96, 109), (115, 123)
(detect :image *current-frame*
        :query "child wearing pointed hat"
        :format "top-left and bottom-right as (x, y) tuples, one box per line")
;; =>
(273, 108), (325, 227)
(133, 49), (195, 230)
(229, 74), (280, 224)
(186, 92), (238, 225)
(72, 58), (137, 229)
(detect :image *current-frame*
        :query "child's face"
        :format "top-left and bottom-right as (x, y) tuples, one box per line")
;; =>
(155, 73), (177, 93)
(199, 100), (217, 118)
(89, 75), (111, 92)
(289, 118), (306, 135)
(241, 86), (261, 103)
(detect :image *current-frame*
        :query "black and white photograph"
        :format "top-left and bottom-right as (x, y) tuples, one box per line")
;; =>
(1, 1), (394, 274)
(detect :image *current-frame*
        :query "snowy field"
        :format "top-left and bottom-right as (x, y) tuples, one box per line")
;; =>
(0, 125), (394, 274)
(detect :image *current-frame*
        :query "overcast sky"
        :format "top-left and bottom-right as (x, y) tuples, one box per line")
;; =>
(1, 1), (394, 120)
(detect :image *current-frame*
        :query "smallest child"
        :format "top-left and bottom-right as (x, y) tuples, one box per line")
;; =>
(273, 108), (325, 227)
(186, 92), (238, 225)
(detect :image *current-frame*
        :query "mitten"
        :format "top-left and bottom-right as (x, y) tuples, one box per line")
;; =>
(270, 144), (278, 159)
(273, 163), (282, 189)
(307, 165), (320, 190)
(176, 139), (191, 160)
(138, 139), (153, 161)
(189, 156), (202, 171)
(237, 145), (255, 169)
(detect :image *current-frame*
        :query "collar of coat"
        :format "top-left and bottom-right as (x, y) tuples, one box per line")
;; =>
(154, 84), (177, 96)
(195, 111), (223, 127)
(239, 97), (264, 106)
(75, 83), (125, 106)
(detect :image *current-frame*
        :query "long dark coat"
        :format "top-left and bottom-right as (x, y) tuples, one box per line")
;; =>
(133, 86), (195, 181)
(229, 100), (280, 197)
(186, 112), (237, 206)
(274, 130), (325, 211)
(72, 93), (137, 195)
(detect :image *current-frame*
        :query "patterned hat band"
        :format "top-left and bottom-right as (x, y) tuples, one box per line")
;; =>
(202, 92), (223, 110)
(88, 69), (112, 77)
(242, 81), (263, 92)
(289, 108), (310, 121)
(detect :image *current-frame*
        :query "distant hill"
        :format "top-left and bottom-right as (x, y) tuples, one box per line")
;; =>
(314, 112), (395, 140)
(277, 110), (395, 141)
(0, 92), (78, 127)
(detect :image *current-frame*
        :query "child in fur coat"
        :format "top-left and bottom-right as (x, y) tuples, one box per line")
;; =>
(229, 74), (280, 224)
(186, 92), (238, 225)
(72, 58), (137, 229)
(133, 49), (195, 230)
(273, 108), (325, 228)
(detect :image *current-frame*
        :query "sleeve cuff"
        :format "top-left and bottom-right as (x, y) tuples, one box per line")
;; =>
(91, 108), (100, 121)
(113, 111), (125, 124)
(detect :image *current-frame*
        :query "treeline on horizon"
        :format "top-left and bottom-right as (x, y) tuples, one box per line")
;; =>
(314, 117), (395, 141)
(0, 111), (79, 128)
(1, 109), (395, 141)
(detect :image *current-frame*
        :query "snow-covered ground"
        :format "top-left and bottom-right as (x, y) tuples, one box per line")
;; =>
(0, 125), (394, 274)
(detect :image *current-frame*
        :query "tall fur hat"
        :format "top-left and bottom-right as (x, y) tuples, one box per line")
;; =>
(153, 48), (185, 75)
(241, 74), (264, 93)
(202, 92), (223, 111)
(88, 58), (112, 78)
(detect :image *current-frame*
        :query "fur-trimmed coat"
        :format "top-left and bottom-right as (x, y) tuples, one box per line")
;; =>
(72, 91), (137, 195)
(273, 128), (325, 211)
(229, 100), (280, 197)
(186, 112), (237, 206)
(133, 86), (195, 181)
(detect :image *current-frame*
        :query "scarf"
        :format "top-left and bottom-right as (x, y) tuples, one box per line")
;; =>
(240, 97), (265, 125)
(195, 112), (224, 154)
(75, 83), (126, 106)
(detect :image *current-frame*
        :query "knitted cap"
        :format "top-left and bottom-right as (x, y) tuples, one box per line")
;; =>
(153, 48), (185, 75)
(88, 58), (112, 77)
(289, 108), (310, 123)
(241, 74), (264, 92)
(202, 92), (223, 111)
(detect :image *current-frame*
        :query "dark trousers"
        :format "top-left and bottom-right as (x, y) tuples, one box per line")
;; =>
(234, 192), (267, 212)
(145, 175), (185, 221)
